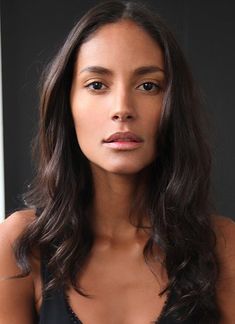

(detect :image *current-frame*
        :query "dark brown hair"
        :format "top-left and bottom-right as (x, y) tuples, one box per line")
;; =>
(13, 0), (220, 322)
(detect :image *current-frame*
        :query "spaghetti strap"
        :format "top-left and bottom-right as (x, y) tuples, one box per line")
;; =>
(38, 259), (74, 323)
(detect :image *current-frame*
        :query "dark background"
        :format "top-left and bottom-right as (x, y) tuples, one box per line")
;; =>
(1, 0), (235, 219)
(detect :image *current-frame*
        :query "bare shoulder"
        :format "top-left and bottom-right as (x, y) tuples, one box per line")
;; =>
(0, 208), (37, 275)
(3, 208), (37, 227)
(211, 214), (235, 273)
(212, 213), (235, 229)
(211, 214), (235, 254)
(211, 214), (235, 322)
(0, 209), (37, 323)
(1, 209), (36, 243)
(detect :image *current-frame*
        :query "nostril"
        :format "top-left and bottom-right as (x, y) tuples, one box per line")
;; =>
(112, 114), (133, 121)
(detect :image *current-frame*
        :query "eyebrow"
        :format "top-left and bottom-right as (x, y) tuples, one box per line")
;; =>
(79, 65), (165, 76)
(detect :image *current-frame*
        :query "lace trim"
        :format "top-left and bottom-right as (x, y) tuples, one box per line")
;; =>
(64, 290), (171, 324)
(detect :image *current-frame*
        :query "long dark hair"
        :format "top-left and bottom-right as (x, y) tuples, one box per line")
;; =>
(12, 0), (220, 322)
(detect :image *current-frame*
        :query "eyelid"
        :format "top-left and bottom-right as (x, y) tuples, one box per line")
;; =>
(136, 80), (161, 88)
(84, 80), (163, 92)
(85, 81), (108, 91)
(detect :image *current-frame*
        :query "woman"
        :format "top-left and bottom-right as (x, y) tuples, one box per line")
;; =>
(0, 0), (234, 323)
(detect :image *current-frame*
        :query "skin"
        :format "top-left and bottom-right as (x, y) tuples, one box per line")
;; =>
(70, 19), (165, 242)
(66, 19), (169, 323)
(0, 19), (235, 324)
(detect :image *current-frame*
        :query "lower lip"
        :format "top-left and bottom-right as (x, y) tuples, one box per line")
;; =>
(103, 141), (143, 150)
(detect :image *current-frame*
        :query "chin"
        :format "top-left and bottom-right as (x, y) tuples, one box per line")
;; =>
(109, 167), (144, 175)
(91, 160), (153, 175)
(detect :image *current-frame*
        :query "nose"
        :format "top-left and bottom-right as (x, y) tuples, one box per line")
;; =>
(110, 86), (137, 122)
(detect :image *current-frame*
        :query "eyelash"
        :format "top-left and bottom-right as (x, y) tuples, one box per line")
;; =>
(85, 81), (162, 93)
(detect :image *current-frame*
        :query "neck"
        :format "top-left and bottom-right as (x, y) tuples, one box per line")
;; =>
(89, 163), (150, 242)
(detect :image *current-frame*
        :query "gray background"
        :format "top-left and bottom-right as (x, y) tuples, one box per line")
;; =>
(1, 0), (235, 219)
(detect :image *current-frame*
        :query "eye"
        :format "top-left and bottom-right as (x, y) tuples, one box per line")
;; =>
(85, 81), (162, 93)
(85, 81), (107, 91)
(137, 82), (161, 93)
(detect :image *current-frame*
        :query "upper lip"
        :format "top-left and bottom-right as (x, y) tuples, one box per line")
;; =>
(103, 131), (143, 143)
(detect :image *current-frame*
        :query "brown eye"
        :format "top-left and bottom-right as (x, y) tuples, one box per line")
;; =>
(138, 82), (161, 92)
(86, 81), (106, 91)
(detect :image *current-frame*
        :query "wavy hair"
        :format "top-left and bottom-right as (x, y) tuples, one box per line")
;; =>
(12, 0), (220, 322)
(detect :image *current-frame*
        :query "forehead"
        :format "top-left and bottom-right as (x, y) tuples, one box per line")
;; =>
(75, 20), (164, 73)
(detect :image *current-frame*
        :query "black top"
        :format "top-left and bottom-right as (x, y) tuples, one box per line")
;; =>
(38, 260), (196, 324)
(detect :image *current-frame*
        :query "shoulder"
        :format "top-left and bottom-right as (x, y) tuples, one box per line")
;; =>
(2, 208), (37, 227)
(211, 214), (235, 321)
(0, 209), (37, 242)
(0, 209), (37, 323)
(212, 214), (235, 257)
(0, 208), (40, 279)
(211, 214), (235, 273)
(0, 208), (40, 263)
(0, 209), (37, 272)
(212, 213), (235, 229)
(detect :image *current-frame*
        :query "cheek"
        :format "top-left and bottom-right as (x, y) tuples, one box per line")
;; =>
(142, 106), (162, 138)
(138, 92), (163, 126)
(71, 102), (105, 147)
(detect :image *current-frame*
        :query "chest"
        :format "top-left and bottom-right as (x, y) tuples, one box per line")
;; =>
(64, 250), (169, 324)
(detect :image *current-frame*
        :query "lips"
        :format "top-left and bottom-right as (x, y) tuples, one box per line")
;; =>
(103, 131), (143, 143)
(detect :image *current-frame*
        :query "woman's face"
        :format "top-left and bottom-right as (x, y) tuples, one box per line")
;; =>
(70, 19), (165, 175)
